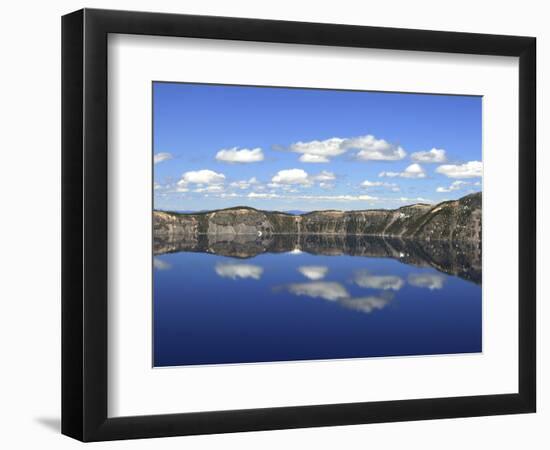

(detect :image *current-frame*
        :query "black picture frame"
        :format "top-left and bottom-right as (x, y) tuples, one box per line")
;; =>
(62, 8), (536, 442)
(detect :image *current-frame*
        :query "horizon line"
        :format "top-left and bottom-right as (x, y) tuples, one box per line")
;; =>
(154, 191), (481, 216)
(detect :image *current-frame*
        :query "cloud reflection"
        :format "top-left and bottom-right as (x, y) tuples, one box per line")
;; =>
(297, 266), (329, 280)
(353, 270), (404, 291)
(408, 273), (446, 290)
(340, 293), (394, 313)
(215, 263), (264, 280)
(285, 281), (393, 314)
(153, 258), (171, 270)
(287, 282), (349, 301)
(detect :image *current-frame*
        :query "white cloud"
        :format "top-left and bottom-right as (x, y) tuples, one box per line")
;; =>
(435, 161), (482, 179)
(299, 194), (376, 202)
(218, 193), (239, 198)
(353, 270), (404, 291)
(287, 282), (349, 301)
(361, 180), (385, 187)
(215, 263), (263, 280)
(379, 171), (400, 178)
(411, 148), (447, 163)
(436, 180), (470, 193)
(290, 137), (346, 162)
(298, 266), (329, 280)
(215, 147), (264, 163)
(153, 258), (171, 270)
(379, 163), (426, 179)
(398, 196), (432, 204)
(245, 192), (376, 202)
(177, 169), (225, 191)
(269, 169), (336, 190)
(194, 185), (225, 193)
(271, 168), (311, 186)
(288, 134), (406, 162)
(247, 192), (280, 199)
(345, 135), (406, 161)
(229, 177), (259, 190)
(154, 152), (173, 164)
(408, 273), (446, 290)
(313, 170), (336, 182)
(340, 295), (393, 313)
(228, 189), (434, 205)
(399, 163), (426, 178)
(299, 154), (330, 163)
(360, 180), (399, 190)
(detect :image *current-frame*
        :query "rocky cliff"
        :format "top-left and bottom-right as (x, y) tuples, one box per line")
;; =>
(154, 192), (481, 243)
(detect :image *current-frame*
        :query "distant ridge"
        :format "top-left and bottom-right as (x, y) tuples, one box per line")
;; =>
(154, 192), (481, 243)
(283, 210), (308, 215)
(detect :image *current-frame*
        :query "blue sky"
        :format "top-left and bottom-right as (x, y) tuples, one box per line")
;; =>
(153, 82), (481, 212)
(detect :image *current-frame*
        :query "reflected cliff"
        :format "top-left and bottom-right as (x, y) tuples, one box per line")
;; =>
(153, 233), (481, 285)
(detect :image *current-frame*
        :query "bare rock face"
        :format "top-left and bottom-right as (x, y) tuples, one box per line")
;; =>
(206, 208), (273, 235)
(153, 211), (199, 236)
(153, 192), (482, 243)
(412, 192), (481, 242)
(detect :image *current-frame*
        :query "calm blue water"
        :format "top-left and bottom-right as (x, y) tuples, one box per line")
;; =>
(153, 242), (481, 367)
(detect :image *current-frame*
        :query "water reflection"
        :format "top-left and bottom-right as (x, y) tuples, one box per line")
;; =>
(353, 270), (405, 291)
(297, 265), (329, 280)
(283, 281), (395, 315)
(408, 273), (446, 290)
(215, 263), (264, 280)
(154, 234), (481, 285)
(153, 257), (171, 271)
(340, 293), (394, 314)
(286, 281), (350, 301)
(153, 234), (482, 366)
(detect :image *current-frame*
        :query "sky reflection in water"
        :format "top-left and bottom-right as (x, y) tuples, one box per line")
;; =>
(153, 239), (481, 367)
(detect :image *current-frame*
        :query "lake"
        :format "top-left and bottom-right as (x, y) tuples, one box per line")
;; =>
(153, 235), (481, 367)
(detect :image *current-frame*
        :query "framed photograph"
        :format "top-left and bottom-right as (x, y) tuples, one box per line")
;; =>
(62, 8), (536, 442)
